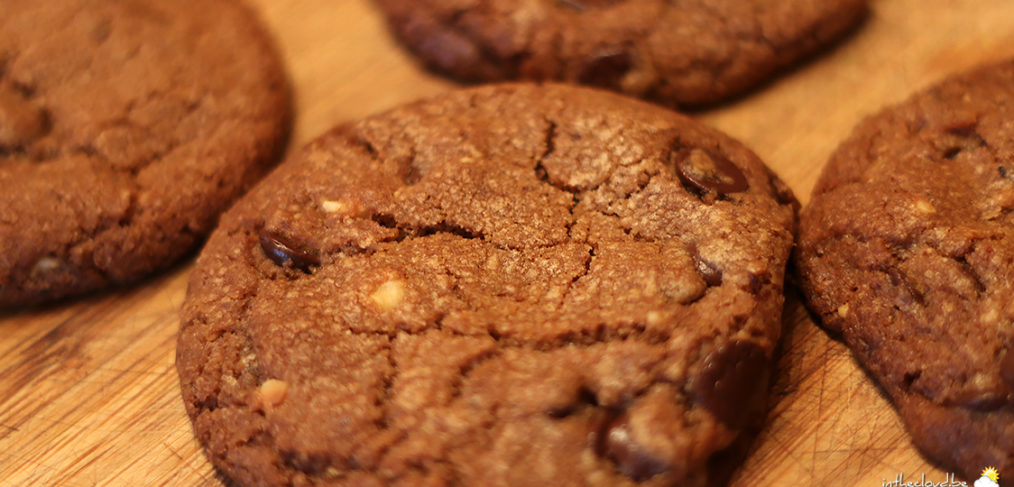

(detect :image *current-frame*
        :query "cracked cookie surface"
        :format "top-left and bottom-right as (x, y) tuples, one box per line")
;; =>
(795, 60), (1014, 481)
(177, 84), (796, 487)
(373, 0), (867, 107)
(0, 0), (289, 305)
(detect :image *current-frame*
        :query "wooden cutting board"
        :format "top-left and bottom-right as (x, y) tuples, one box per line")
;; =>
(2, 1), (1013, 485)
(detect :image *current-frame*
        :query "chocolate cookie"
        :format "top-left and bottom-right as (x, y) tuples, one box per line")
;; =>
(0, 0), (289, 305)
(796, 60), (1014, 480)
(373, 0), (867, 107)
(177, 83), (796, 486)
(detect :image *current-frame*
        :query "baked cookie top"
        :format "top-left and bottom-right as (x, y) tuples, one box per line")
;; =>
(177, 83), (796, 486)
(0, 0), (289, 305)
(373, 0), (867, 106)
(796, 60), (1014, 480)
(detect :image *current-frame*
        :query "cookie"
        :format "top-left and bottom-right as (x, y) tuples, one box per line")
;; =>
(178, 83), (796, 486)
(796, 60), (1014, 480)
(0, 0), (290, 305)
(373, 0), (867, 107)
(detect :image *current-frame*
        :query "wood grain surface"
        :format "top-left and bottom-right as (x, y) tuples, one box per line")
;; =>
(2, 1), (1014, 485)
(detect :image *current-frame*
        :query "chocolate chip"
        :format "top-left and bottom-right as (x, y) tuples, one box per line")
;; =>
(942, 147), (962, 160)
(944, 120), (979, 138)
(596, 411), (670, 481)
(763, 166), (798, 207)
(259, 232), (320, 273)
(547, 387), (598, 418)
(948, 390), (1006, 411)
(690, 340), (768, 428)
(747, 271), (770, 294)
(695, 257), (723, 287)
(403, 165), (423, 185)
(901, 370), (921, 390)
(579, 50), (632, 89)
(0, 82), (49, 150)
(936, 120), (986, 160)
(673, 147), (749, 196)
(688, 243), (722, 287)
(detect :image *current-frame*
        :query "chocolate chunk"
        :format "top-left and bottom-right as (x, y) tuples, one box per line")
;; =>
(597, 412), (670, 481)
(673, 147), (749, 195)
(579, 50), (632, 89)
(259, 232), (320, 273)
(690, 340), (768, 428)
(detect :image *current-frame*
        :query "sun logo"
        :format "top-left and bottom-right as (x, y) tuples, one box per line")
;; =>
(975, 467), (1000, 487)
